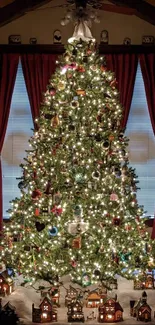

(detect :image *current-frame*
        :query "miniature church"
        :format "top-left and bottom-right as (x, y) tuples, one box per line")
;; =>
(130, 291), (151, 322)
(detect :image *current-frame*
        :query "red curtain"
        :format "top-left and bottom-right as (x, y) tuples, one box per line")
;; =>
(21, 54), (58, 123)
(0, 53), (19, 233)
(139, 54), (155, 134)
(105, 54), (138, 129)
(140, 54), (155, 239)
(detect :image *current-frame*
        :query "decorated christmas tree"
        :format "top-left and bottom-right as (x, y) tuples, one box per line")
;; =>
(0, 4), (154, 291)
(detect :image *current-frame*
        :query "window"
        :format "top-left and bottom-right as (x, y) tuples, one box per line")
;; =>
(125, 62), (155, 217)
(2, 60), (33, 219)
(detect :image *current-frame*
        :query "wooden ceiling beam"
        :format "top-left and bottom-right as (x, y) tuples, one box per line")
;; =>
(99, 3), (136, 15)
(109, 0), (155, 25)
(0, 0), (53, 28)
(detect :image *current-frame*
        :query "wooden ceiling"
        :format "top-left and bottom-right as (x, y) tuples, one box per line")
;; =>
(0, 0), (155, 27)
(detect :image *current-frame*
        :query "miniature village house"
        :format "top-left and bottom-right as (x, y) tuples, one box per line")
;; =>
(130, 291), (151, 322)
(0, 299), (19, 325)
(98, 297), (123, 323)
(32, 297), (57, 323)
(134, 272), (155, 290)
(65, 285), (79, 306)
(67, 299), (85, 322)
(0, 270), (14, 296)
(86, 290), (107, 308)
(41, 286), (60, 306)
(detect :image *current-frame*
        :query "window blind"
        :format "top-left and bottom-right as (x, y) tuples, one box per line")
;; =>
(125, 62), (155, 218)
(2, 60), (33, 219)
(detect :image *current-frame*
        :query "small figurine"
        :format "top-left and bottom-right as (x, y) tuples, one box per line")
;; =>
(29, 37), (37, 44)
(53, 30), (62, 44)
(100, 30), (109, 44)
(123, 37), (131, 45)
(8, 35), (21, 44)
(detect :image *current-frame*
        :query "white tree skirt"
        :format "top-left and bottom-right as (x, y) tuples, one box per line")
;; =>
(1, 275), (155, 324)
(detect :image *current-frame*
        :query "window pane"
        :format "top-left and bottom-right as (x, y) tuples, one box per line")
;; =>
(125, 62), (155, 217)
(2, 60), (33, 219)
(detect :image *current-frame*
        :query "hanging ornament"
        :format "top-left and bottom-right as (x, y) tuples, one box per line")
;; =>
(18, 181), (25, 190)
(110, 78), (117, 88)
(53, 192), (62, 204)
(64, 52), (70, 62)
(44, 180), (52, 195)
(62, 109), (69, 119)
(68, 124), (75, 131)
(49, 226), (58, 236)
(102, 140), (109, 149)
(90, 65), (97, 71)
(49, 87), (56, 96)
(113, 167), (121, 178)
(94, 269), (101, 278)
(51, 115), (60, 128)
(95, 134), (102, 142)
(125, 223), (132, 231)
(35, 208), (40, 216)
(119, 251), (131, 262)
(77, 65), (85, 72)
(51, 205), (63, 215)
(35, 221), (45, 232)
(109, 134), (115, 141)
(75, 173), (84, 184)
(82, 273), (91, 286)
(110, 193), (118, 201)
(99, 245), (104, 252)
(83, 56), (88, 63)
(69, 62), (77, 70)
(92, 171), (100, 179)
(76, 89), (86, 96)
(71, 100), (79, 108)
(71, 260), (77, 268)
(32, 189), (42, 200)
(72, 236), (81, 249)
(68, 222), (88, 235)
(73, 205), (82, 218)
(44, 113), (53, 120)
(101, 65), (107, 72)
(6, 267), (15, 277)
(112, 217), (121, 226)
(96, 114), (103, 124)
(41, 206), (50, 215)
(24, 245), (31, 251)
(58, 81), (66, 91)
